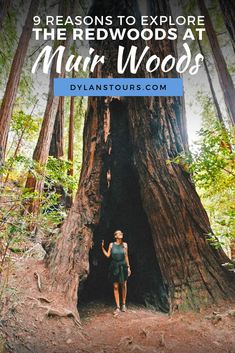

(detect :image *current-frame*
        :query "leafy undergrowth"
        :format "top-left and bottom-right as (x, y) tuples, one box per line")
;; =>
(0, 256), (235, 353)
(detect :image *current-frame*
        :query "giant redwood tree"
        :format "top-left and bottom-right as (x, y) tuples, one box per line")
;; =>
(47, 0), (235, 316)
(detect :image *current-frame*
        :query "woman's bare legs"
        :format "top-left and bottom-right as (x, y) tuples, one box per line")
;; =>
(113, 282), (120, 308)
(121, 280), (127, 305)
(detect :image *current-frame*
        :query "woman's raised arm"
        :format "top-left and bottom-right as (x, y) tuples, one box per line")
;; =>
(101, 240), (112, 258)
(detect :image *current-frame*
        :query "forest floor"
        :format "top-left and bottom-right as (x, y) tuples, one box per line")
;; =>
(0, 256), (235, 353)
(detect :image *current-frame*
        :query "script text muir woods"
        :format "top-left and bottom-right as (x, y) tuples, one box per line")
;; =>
(31, 15), (205, 75)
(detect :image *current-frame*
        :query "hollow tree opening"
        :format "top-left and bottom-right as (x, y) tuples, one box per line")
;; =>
(78, 99), (169, 313)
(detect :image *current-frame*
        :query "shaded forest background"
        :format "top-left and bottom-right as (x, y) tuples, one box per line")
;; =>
(0, 0), (234, 313)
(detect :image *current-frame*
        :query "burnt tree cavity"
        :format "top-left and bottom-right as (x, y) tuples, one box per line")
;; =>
(78, 99), (169, 312)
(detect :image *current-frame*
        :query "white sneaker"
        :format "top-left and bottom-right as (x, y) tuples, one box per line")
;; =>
(121, 304), (127, 312)
(113, 307), (120, 315)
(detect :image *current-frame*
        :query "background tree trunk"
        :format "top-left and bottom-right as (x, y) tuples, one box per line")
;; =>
(49, 96), (65, 158)
(68, 71), (75, 177)
(25, 0), (78, 213)
(48, 0), (235, 315)
(197, 0), (235, 126)
(197, 38), (225, 126)
(66, 75), (75, 208)
(0, 0), (39, 165)
(231, 239), (235, 260)
(219, 0), (235, 53)
(48, 96), (66, 208)
(0, 0), (11, 30)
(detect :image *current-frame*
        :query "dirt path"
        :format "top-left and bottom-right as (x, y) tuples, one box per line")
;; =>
(78, 301), (235, 353)
(1, 258), (235, 353)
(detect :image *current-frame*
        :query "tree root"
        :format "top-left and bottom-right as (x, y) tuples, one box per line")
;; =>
(37, 296), (53, 303)
(27, 296), (53, 303)
(38, 305), (81, 327)
(27, 295), (83, 330)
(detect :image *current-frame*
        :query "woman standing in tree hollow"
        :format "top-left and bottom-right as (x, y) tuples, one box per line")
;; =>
(102, 230), (131, 315)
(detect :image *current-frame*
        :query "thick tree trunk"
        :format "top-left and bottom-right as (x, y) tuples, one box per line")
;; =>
(197, 0), (235, 126)
(48, 95), (108, 311)
(0, 0), (11, 30)
(49, 96), (65, 158)
(127, 96), (235, 310)
(0, 0), (39, 165)
(148, 0), (189, 152)
(48, 0), (235, 315)
(219, 0), (235, 53)
(197, 38), (225, 126)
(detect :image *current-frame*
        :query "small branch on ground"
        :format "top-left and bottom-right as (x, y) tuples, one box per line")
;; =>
(34, 272), (42, 292)
(205, 309), (235, 325)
